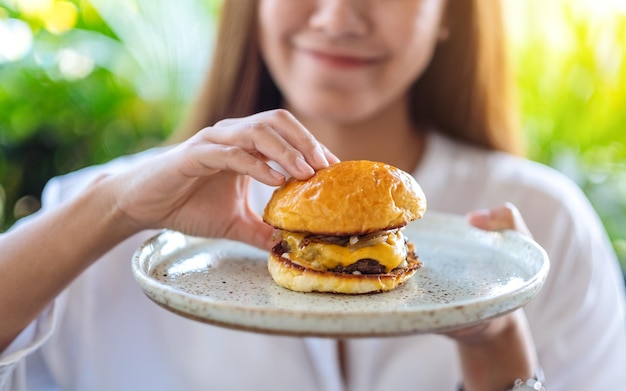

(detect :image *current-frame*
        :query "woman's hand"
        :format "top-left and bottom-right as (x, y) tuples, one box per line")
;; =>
(466, 202), (532, 238)
(106, 109), (339, 250)
(444, 203), (540, 391)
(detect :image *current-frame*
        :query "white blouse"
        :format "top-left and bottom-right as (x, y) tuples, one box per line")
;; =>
(2, 132), (625, 391)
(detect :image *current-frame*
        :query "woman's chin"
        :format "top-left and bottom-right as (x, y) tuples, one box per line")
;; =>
(289, 99), (380, 125)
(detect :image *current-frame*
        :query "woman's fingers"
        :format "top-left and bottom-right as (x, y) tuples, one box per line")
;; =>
(177, 108), (342, 184)
(211, 109), (339, 179)
(254, 109), (340, 167)
(171, 141), (288, 186)
(191, 128), (312, 183)
(466, 202), (532, 238)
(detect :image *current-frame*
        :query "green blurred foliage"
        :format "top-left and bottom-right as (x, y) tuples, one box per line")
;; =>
(0, 0), (187, 228)
(0, 60), (174, 216)
(508, 1), (626, 272)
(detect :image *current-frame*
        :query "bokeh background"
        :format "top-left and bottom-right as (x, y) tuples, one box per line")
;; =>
(1, 0), (625, 276)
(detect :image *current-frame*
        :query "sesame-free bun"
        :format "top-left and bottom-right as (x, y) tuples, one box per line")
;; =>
(268, 246), (422, 294)
(263, 160), (426, 235)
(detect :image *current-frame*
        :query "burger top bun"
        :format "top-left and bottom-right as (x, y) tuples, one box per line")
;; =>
(263, 160), (426, 235)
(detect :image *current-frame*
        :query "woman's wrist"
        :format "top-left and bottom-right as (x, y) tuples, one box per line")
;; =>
(91, 173), (146, 241)
(455, 310), (539, 391)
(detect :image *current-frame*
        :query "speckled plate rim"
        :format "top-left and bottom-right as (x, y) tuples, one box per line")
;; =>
(131, 212), (550, 338)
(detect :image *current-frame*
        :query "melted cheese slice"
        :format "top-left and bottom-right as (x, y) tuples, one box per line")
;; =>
(280, 230), (407, 273)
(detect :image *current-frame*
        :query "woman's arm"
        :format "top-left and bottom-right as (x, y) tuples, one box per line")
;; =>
(0, 108), (338, 352)
(0, 176), (138, 351)
(454, 310), (539, 391)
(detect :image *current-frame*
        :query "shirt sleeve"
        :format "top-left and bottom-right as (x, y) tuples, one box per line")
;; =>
(0, 304), (57, 391)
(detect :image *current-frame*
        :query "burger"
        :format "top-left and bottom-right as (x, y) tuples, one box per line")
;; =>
(262, 160), (426, 294)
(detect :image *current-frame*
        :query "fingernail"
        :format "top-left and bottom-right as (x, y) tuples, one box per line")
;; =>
(296, 156), (315, 175)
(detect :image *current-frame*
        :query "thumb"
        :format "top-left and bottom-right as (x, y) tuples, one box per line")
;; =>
(226, 216), (278, 251)
(466, 203), (532, 238)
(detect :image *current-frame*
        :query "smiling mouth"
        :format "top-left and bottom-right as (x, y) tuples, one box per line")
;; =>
(304, 49), (378, 69)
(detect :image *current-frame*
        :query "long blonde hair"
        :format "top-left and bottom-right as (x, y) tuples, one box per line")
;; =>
(173, 0), (522, 155)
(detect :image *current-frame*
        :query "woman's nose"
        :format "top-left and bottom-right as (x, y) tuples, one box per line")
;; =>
(309, 0), (369, 38)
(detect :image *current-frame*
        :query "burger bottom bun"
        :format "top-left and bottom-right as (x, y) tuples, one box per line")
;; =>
(267, 250), (422, 294)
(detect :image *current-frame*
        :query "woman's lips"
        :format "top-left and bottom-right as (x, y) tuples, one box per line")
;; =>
(304, 49), (378, 69)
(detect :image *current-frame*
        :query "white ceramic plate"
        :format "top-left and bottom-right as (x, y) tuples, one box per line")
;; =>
(132, 212), (549, 338)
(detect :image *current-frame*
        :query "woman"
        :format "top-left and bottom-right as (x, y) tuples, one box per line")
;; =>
(1, 1), (624, 390)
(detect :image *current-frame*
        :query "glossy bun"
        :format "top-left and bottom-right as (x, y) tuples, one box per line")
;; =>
(263, 160), (426, 235)
(267, 249), (421, 294)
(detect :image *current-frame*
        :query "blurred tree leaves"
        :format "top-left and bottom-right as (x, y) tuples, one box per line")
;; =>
(0, 0), (184, 227)
(507, 0), (626, 270)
